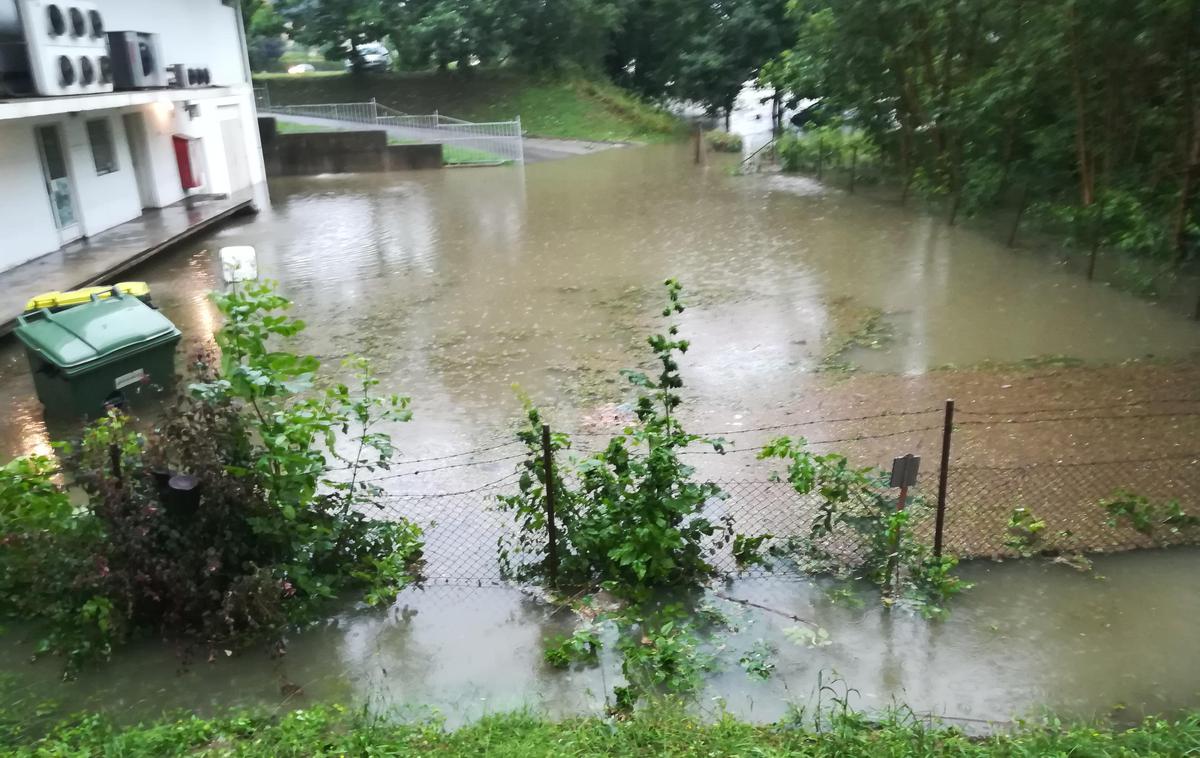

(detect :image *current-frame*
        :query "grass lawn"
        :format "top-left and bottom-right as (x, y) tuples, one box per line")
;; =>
(4, 704), (1199, 756)
(255, 70), (685, 144)
(272, 120), (339, 135)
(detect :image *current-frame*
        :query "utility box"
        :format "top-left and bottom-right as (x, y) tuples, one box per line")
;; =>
(14, 289), (181, 418)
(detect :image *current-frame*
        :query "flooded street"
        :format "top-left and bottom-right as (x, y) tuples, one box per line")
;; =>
(2, 143), (1199, 725)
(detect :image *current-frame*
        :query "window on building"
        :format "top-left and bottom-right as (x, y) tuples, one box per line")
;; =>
(86, 118), (118, 175)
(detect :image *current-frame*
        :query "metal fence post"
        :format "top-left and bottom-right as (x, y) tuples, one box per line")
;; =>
(934, 399), (955, 558)
(541, 423), (560, 586)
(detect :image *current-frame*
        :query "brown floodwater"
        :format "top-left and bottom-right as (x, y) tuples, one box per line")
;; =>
(1, 143), (1197, 485)
(2, 143), (1199, 726)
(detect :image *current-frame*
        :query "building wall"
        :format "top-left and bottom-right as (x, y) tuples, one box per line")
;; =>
(0, 2), (265, 274)
(0, 121), (60, 271)
(62, 113), (142, 236)
(102, 0), (249, 87)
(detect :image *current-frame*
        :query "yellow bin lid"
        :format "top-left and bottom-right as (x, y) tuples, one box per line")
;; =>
(24, 282), (150, 312)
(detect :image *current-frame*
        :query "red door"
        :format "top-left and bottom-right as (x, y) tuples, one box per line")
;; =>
(172, 135), (202, 190)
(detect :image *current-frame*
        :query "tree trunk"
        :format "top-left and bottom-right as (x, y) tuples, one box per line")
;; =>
(1066, 3), (1095, 206)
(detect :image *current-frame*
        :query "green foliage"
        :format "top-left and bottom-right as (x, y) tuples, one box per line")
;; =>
(1003, 506), (1047, 558)
(704, 130), (743, 153)
(0, 282), (424, 673)
(543, 623), (602, 669)
(738, 640), (775, 679)
(6, 702), (1200, 756)
(497, 281), (731, 601)
(776, 126), (880, 176)
(765, 0), (1200, 266)
(757, 437), (970, 614)
(1101, 490), (1199, 540)
(616, 609), (714, 701)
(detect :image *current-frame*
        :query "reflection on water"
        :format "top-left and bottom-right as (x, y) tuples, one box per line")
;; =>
(3, 549), (1198, 726)
(0, 146), (1197, 726)
(0, 144), (1195, 467)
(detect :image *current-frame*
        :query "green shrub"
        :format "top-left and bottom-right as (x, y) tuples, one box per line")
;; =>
(0, 282), (425, 673)
(705, 130), (743, 152)
(496, 280), (731, 600)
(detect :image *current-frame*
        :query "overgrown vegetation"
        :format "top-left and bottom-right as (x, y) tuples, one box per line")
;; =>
(777, 126), (880, 179)
(6, 701), (1200, 756)
(0, 282), (424, 673)
(268, 0), (794, 123)
(498, 280), (732, 601)
(753, 439), (971, 615)
(763, 0), (1200, 274)
(497, 281), (974, 707)
(705, 130), (743, 153)
(1101, 490), (1200, 541)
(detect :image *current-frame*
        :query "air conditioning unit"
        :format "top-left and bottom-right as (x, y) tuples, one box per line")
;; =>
(167, 63), (212, 89)
(108, 31), (164, 89)
(16, 0), (111, 96)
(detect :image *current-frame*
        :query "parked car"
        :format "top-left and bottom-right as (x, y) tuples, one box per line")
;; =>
(287, 63), (316, 75)
(346, 43), (391, 72)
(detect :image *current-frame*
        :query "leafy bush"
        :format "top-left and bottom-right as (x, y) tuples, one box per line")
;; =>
(1101, 490), (1198, 540)
(0, 282), (424, 672)
(497, 280), (731, 601)
(755, 438), (970, 613)
(705, 130), (743, 152)
(777, 126), (879, 175)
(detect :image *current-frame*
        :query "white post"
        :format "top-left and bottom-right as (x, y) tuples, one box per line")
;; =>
(515, 116), (524, 164)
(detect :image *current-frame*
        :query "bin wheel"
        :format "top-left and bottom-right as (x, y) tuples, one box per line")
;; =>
(103, 391), (127, 412)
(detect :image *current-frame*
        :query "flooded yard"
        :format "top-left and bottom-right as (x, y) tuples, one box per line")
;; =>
(1, 142), (1198, 726)
(3, 549), (1199, 728)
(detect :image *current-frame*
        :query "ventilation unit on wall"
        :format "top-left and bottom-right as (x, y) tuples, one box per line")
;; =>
(16, 0), (112, 96)
(108, 30), (164, 89)
(167, 63), (212, 89)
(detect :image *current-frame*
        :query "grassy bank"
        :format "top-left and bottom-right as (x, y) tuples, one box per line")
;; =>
(254, 70), (684, 143)
(5, 704), (1200, 756)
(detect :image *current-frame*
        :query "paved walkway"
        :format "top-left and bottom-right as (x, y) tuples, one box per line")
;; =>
(1, 189), (259, 336)
(268, 113), (619, 163)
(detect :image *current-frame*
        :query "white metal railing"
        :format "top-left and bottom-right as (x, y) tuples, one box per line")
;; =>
(260, 99), (523, 164)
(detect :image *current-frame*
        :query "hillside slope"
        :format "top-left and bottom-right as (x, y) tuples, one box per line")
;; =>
(254, 71), (684, 143)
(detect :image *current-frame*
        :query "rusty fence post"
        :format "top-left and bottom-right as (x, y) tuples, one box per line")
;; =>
(541, 423), (560, 587)
(934, 399), (955, 558)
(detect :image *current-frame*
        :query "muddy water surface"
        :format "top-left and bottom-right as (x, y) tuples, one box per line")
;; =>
(3, 549), (1198, 728)
(1, 143), (1199, 725)
(1, 143), (1197, 479)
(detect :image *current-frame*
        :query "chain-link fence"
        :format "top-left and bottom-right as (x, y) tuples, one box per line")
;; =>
(361, 398), (1200, 587)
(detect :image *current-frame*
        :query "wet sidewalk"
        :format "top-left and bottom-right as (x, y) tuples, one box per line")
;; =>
(0, 188), (260, 336)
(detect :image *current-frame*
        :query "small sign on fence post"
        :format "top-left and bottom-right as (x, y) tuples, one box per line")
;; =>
(889, 453), (920, 510)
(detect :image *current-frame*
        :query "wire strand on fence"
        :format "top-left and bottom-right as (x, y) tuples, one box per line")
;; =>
(955, 451), (1200, 471)
(361, 452), (529, 483)
(957, 410), (1200, 426)
(956, 398), (1200, 417)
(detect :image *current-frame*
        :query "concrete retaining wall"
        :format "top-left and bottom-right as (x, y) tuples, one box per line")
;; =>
(258, 118), (443, 176)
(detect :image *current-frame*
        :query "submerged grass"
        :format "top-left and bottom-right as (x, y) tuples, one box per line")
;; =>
(4, 703), (1200, 756)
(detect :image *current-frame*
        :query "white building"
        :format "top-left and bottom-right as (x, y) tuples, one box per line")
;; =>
(0, 0), (266, 274)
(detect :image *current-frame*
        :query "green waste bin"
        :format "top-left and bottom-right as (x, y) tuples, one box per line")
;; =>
(14, 289), (182, 418)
